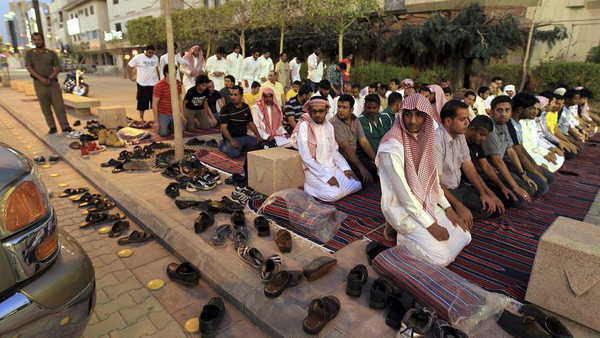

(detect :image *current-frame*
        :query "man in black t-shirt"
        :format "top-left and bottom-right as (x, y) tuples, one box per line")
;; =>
(219, 85), (262, 158)
(207, 80), (224, 122)
(183, 75), (217, 131)
(219, 75), (235, 105)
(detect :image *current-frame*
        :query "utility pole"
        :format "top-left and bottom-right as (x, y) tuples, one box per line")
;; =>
(162, 0), (185, 161)
(32, 0), (44, 35)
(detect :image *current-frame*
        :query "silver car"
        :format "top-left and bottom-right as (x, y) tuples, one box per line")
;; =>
(0, 143), (95, 337)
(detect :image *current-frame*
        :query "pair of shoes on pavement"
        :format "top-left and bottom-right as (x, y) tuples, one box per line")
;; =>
(81, 142), (106, 158)
(48, 127), (73, 134)
(33, 154), (60, 165)
(231, 186), (260, 205)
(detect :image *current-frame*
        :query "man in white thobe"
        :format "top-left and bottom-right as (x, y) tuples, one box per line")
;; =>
(227, 45), (243, 86)
(181, 45), (204, 92)
(257, 51), (274, 84)
(307, 48), (324, 91)
(291, 97), (362, 202)
(205, 47), (228, 91)
(376, 94), (471, 266)
(159, 44), (188, 81)
(242, 51), (261, 90)
(251, 88), (291, 147)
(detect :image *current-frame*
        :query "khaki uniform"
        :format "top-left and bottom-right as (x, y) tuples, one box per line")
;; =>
(25, 48), (70, 130)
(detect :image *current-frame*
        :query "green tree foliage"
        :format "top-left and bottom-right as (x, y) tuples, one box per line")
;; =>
(531, 61), (600, 96)
(350, 62), (413, 87)
(126, 16), (165, 46)
(586, 45), (600, 64)
(251, 0), (301, 54)
(219, 0), (254, 56)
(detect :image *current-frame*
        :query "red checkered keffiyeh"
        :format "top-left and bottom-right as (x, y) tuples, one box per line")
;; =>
(428, 84), (447, 125)
(255, 87), (283, 138)
(380, 94), (440, 222)
(291, 98), (330, 159)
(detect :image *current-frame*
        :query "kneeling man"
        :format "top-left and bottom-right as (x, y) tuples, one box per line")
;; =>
(251, 87), (291, 147)
(376, 94), (471, 266)
(292, 97), (362, 202)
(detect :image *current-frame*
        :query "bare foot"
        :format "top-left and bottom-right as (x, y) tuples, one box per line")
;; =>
(384, 222), (397, 242)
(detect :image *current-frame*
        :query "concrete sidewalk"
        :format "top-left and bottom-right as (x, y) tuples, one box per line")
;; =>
(2, 81), (598, 338)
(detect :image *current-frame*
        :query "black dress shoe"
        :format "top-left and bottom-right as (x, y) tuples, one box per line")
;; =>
(366, 241), (387, 265)
(166, 262), (200, 285)
(48, 127), (57, 134)
(254, 216), (270, 237)
(165, 182), (180, 199)
(231, 210), (245, 228)
(369, 278), (392, 309)
(194, 212), (214, 233)
(200, 297), (225, 335)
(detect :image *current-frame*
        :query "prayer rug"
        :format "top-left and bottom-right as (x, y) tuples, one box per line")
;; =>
(248, 183), (386, 251)
(195, 149), (245, 175)
(367, 138), (600, 301)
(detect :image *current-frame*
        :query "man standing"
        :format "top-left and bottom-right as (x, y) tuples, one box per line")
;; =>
(274, 53), (290, 91)
(326, 62), (346, 97)
(219, 75), (235, 105)
(257, 51), (274, 84)
(260, 70), (285, 106)
(241, 51), (261, 89)
(227, 45), (243, 86)
(359, 94), (393, 153)
(311, 80), (335, 121)
(330, 95), (377, 183)
(251, 88), (291, 147)
(159, 43), (188, 81)
(291, 97), (362, 202)
(205, 47), (228, 91)
(219, 86), (261, 158)
(351, 84), (364, 118)
(152, 65), (184, 137)
(181, 45), (204, 92)
(128, 45), (160, 121)
(376, 94), (471, 266)
(436, 101), (502, 227)
(307, 48), (324, 91)
(289, 56), (303, 84)
(474, 86), (489, 117)
(25, 32), (72, 134)
(283, 84), (311, 133)
(340, 54), (353, 84)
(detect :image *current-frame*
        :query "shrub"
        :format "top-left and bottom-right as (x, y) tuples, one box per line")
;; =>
(586, 45), (600, 64)
(531, 61), (600, 98)
(350, 62), (414, 87)
(483, 63), (522, 87)
(416, 67), (450, 85)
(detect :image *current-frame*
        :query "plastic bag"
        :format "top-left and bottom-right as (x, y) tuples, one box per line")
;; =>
(373, 237), (510, 336)
(258, 188), (347, 243)
(116, 127), (151, 142)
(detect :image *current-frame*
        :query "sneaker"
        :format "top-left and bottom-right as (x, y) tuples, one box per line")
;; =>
(48, 127), (57, 134)
(87, 142), (106, 154)
(33, 156), (46, 165)
(186, 177), (217, 192)
(201, 171), (220, 185)
(81, 146), (89, 158)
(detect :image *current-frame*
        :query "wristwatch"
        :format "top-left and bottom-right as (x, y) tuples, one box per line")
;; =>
(519, 171), (527, 177)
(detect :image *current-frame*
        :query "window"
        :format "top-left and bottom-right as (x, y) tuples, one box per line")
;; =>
(90, 6), (94, 15)
(113, 0), (118, 4)
(92, 30), (97, 38)
(204, 0), (209, 6)
(85, 8), (88, 16)
(59, 12), (63, 22)
(115, 23), (122, 32)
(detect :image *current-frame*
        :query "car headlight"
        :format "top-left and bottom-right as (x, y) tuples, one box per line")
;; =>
(1, 181), (48, 232)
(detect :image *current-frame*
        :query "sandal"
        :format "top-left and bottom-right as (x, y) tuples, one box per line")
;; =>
(71, 192), (93, 203)
(33, 156), (46, 165)
(118, 230), (152, 245)
(101, 159), (123, 168)
(80, 212), (125, 228)
(87, 200), (116, 213)
(108, 220), (130, 237)
(237, 244), (264, 269)
(122, 160), (149, 171)
(211, 224), (233, 245)
(264, 270), (303, 299)
(303, 296), (340, 335)
(118, 150), (132, 161)
(59, 187), (89, 198)
(49, 154), (61, 164)
(69, 141), (82, 149)
(78, 195), (107, 208)
(232, 226), (250, 250)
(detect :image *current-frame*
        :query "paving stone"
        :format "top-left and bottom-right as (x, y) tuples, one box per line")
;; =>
(108, 315), (157, 338)
(95, 289), (110, 305)
(112, 268), (135, 283)
(82, 312), (128, 338)
(119, 295), (163, 325)
(96, 272), (119, 290)
(95, 292), (136, 320)
(146, 310), (174, 331)
(142, 320), (186, 338)
(104, 276), (143, 301)
(128, 288), (152, 305)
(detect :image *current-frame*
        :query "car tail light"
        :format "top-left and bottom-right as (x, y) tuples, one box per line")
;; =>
(36, 230), (58, 261)
(1, 181), (47, 232)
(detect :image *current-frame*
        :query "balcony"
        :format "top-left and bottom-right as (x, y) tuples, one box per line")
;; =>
(404, 0), (540, 13)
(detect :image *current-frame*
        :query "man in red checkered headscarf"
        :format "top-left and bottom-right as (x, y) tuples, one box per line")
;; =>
(376, 94), (471, 266)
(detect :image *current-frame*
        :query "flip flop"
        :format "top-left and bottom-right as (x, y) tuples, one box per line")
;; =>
(118, 230), (152, 245)
(79, 212), (126, 228)
(211, 224), (233, 245)
(59, 187), (89, 198)
(87, 200), (116, 213)
(79, 195), (107, 208)
(108, 220), (130, 237)
(303, 296), (340, 335)
(72, 192), (95, 204)
(112, 162), (125, 173)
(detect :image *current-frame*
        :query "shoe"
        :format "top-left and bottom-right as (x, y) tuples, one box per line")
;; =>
(520, 304), (572, 337)
(237, 244), (264, 269)
(194, 212), (214, 233)
(100, 159), (123, 168)
(232, 226), (250, 249)
(346, 264), (368, 297)
(174, 198), (207, 210)
(212, 224), (233, 245)
(206, 139), (218, 148)
(199, 297), (225, 336)
(275, 229), (292, 253)
(186, 177), (217, 192)
(81, 146), (89, 158)
(166, 262), (200, 286)
(161, 166), (182, 180)
(69, 141), (82, 149)
(87, 142), (106, 154)
(254, 216), (270, 237)
(264, 270), (303, 298)
(106, 130), (126, 147)
(260, 255), (282, 283)
(73, 120), (81, 126)
(62, 127), (73, 133)
(303, 256), (337, 282)
(369, 278), (392, 309)
(165, 182), (180, 199)
(221, 196), (244, 211)
(67, 129), (84, 139)
(386, 294), (409, 330)
(48, 154), (61, 164)
(400, 308), (436, 337)
(108, 220), (129, 237)
(432, 320), (469, 338)
(225, 173), (246, 186)
(303, 296), (340, 335)
(185, 137), (205, 146)
(366, 241), (387, 265)
(231, 210), (245, 228)
(33, 156), (46, 165)
(48, 127), (57, 134)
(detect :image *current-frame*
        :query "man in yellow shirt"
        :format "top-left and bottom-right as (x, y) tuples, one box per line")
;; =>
(260, 70), (285, 106)
(244, 81), (261, 107)
(286, 81), (301, 102)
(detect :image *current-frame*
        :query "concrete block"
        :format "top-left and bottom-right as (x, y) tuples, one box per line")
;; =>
(24, 83), (36, 96)
(98, 106), (127, 129)
(16, 81), (26, 92)
(247, 147), (304, 196)
(63, 93), (100, 116)
(525, 216), (600, 331)
(10, 80), (20, 90)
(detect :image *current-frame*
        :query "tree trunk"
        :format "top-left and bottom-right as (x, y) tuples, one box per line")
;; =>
(338, 30), (344, 62)
(206, 40), (212, 58)
(279, 26), (285, 55)
(162, 0), (184, 161)
(520, 0), (542, 92)
(463, 58), (474, 89)
(240, 30), (246, 58)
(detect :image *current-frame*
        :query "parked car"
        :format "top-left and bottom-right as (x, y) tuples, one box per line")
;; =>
(0, 143), (95, 337)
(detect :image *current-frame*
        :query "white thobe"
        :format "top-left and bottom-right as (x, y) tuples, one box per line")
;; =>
(205, 55), (228, 91)
(295, 121), (362, 202)
(332, 95), (364, 118)
(159, 53), (188, 81)
(307, 53), (323, 83)
(473, 96), (487, 116)
(251, 104), (291, 147)
(376, 138), (471, 266)
(257, 56), (274, 84)
(181, 56), (202, 93)
(226, 52), (243, 84)
(311, 92), (335, 121)
(242, 56), (260, 84)
(289, 58), (301, 82)
(519, 119), (564, 173)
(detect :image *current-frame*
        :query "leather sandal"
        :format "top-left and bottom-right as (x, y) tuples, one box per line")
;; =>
(80, 212), (125, 228)
(211, 224), (232, 245)
(237, 244), (264, 269)
(275, 229), (292, 253)
(108, 220), (129, 237)
(346, 264), (368, 297)
(87, 200), (116, 213)
(303, 296), (340, 335)
(59, 187), (89, 198)
(117, 230), (152, 245)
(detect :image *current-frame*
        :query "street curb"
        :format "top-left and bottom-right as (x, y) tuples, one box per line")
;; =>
(0, 97), (312, 338)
